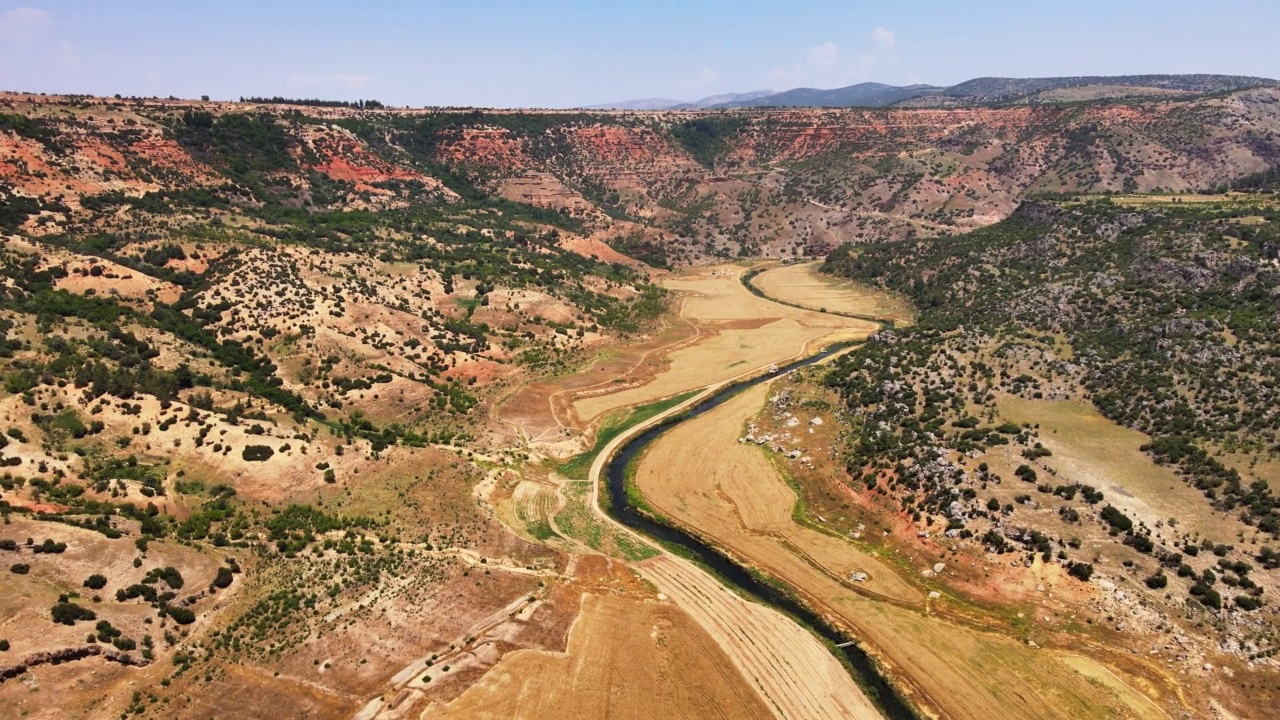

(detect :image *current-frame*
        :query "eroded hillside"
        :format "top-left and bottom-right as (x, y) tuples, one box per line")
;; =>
(5, 89), (1280, 265)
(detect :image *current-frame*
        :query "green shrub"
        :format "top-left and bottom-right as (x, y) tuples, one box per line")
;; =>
(116, 583), (159, 602)
(33, 538), (67, 554)
(1100, 505), (1133, 533)
(50, 602), (96, 625)
(1235, 595), (1263, 611)
(212, 566), (234, 589)
(163, 604), (195, 625)
(1067, 562), (1093, 581)
(241, 445), (274, 462)
(142, 566), (184, 589)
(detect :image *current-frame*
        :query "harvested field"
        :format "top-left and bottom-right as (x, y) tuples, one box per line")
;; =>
(420, 593), (775, 720)
(571, 265), (880, 424)
(637, 384), (919, 604)
(749, 261), (913, 322)
(511, 481), (560, 541)
(634, 383), (1168, 720)
(638, 555), (880, 720)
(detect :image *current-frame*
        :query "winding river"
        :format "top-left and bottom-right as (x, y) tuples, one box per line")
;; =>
(601, 344), (919, 720)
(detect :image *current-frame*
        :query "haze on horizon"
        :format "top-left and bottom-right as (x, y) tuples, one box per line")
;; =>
(0, 0), (1277, 108)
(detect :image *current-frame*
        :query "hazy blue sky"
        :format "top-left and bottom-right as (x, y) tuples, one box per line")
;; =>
(1, 1), (1276, 107)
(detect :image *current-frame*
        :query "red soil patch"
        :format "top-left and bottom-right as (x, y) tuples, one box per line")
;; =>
(558, 232), (643, 267)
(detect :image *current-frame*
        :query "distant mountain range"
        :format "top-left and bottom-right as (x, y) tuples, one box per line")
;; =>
(587, 74), (1279, 110)
(588, 90), (776, 111)
(722, 82), (941, 108)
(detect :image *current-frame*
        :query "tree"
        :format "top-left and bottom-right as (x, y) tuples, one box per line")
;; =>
(212, 566), (234, 589)
(1067, 562), (1094, 581)
(84, 574), (108, 590)
(242, 445), (274, 462)
(50, 602), (96, 625)
(163, 604), (195, 625)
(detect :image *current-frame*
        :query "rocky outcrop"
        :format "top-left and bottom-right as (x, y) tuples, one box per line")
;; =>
(0, 644), (151, 682)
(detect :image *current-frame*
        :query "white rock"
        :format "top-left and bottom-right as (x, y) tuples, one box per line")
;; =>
(933, 562), (946, 574)
(928, 591), (941, 599)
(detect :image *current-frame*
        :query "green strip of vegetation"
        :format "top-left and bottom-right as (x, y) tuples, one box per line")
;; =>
(554, 389), (700, 480)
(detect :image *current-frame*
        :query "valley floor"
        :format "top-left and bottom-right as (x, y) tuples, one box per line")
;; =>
(429, 262), (1208, 720)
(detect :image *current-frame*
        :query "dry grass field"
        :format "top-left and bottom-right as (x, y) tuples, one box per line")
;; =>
(997, 397), (1250, 543)
(749, 261), (913, 322)
(636, 384), (918, 604)
(571, 265), (880, 424)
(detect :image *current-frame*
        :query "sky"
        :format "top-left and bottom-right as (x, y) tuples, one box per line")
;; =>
(0, 1), (1276, 108)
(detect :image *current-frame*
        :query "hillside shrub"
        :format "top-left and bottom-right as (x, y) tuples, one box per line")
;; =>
(50, 602), (96, 625)
(242, 445), (274, 462)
